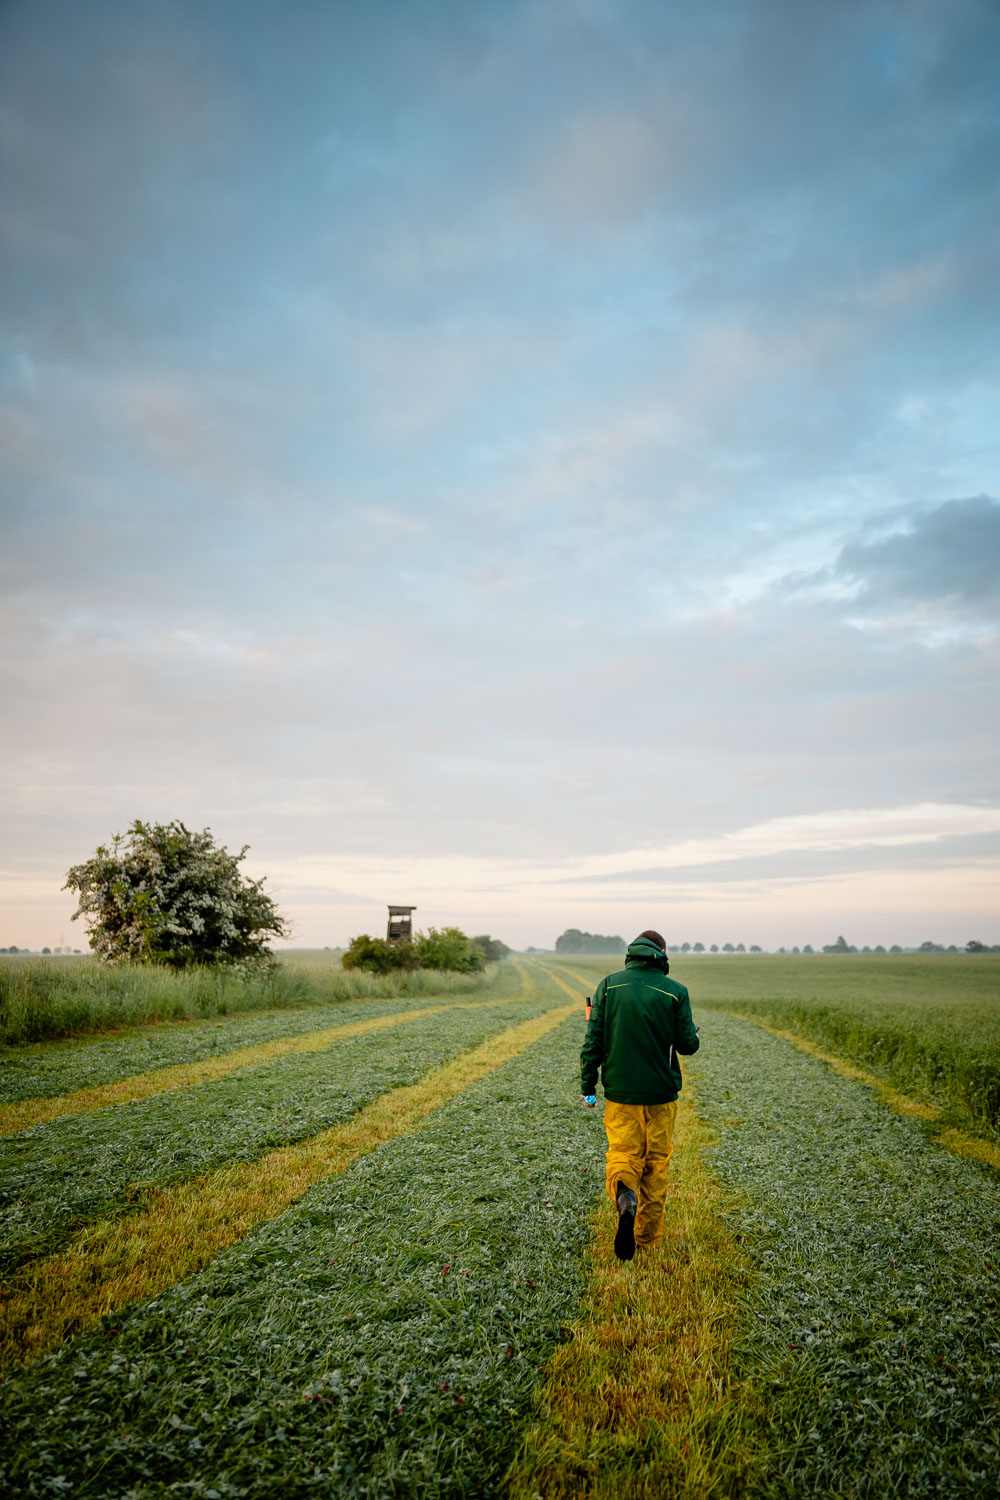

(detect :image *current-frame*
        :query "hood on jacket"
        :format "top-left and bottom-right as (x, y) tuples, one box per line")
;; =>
(624, 935), (669, 973)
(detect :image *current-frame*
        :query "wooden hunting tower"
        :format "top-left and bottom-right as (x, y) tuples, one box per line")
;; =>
(386, 905), (416, 944)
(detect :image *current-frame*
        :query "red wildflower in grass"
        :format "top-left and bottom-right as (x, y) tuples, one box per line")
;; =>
(442, 1264), (451, 1275)
(439, 1380), (448, 1391)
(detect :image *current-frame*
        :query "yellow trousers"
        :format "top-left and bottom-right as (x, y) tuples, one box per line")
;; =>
(604, 1100), (678, 1246)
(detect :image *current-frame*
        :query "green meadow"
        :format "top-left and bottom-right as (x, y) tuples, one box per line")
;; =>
(1, 954), (998, 1496)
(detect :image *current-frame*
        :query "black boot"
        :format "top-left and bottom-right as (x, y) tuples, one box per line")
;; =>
(614, 1182), (637, 1261)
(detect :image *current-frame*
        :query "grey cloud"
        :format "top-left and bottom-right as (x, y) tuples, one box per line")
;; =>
(835, 497), (1000, 608)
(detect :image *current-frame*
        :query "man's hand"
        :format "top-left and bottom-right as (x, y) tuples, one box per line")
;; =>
(581, 1093), (597, 1108)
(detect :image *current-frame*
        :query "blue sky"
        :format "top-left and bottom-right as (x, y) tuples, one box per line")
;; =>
(2, 0), (998, 950)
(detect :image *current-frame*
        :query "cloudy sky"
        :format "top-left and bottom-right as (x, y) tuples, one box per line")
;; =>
(2, 0), (998, 952)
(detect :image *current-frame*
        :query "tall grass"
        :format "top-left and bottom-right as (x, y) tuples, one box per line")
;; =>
(0, 957), (493, 1047)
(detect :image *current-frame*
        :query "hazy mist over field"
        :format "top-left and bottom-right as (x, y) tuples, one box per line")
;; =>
(2, 0), (998, 951)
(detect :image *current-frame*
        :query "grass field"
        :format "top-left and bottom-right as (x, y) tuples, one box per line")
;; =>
(1, 955), (998, 1496)
(0, 951), (490, 1047)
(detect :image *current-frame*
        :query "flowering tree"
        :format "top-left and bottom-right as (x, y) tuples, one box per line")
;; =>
(64, 820), (288, 967)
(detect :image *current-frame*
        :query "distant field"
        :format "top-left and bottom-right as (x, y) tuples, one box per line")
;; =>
(554, 952), (1000, 1140)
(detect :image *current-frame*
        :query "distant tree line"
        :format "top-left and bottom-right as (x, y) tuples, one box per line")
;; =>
(2, 946), (83, 955)
(555, 929), (626, 954)
(545, 933), (1000, 958)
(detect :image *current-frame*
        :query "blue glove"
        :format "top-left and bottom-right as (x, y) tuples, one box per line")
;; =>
(581, 1094), (597, 1108)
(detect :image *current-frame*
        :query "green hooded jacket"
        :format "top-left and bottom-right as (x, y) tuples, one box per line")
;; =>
(580, 936), (700, 1105)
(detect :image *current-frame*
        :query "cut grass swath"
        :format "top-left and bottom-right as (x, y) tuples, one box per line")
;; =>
(0, 1013), (606, 1498)
(0, 995), (558, 1277)
(0, 951), (495, 1046)
(505, 1092), (762, 1499)
(0, 960), (526, 1108)
(736, 1014), (1000, 1171)
(689, 1010), (1000, 1496)
(0, 1003), (454, 1135)
(551, 952), (1000, 1140)
(0, 998), (575, 1372)
(0, 987), (547, 1137)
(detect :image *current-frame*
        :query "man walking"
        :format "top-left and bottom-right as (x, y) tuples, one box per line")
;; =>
(580, 930), (700, 1261)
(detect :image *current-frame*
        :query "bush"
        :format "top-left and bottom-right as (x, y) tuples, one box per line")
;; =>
(469, 934), (511, 962)
(64, 820), (287, 968)
(341, 935), (418, 974)
(342, 926), (486, 975)
(415, 927), (486, 973)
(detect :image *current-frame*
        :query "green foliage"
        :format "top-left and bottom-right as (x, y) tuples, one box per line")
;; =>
(554, 928), (625, 954)
(0, 958), (308, 1047)
(342, 935), (419, 974)
(64, 820), (288, 968)
(469, 934), (512, 962)
(823, 935), (857, 953)
(415, 927), (486, 973)
(342, 928), (490, 974)
(4, 963), (1000, 1495)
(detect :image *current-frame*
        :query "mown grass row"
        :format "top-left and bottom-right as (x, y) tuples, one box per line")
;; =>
(1, 999), (576, 1375)
(707, 960), (1000, 1141)
(1, 1012), (604, 1497)
(750, 1019), (1000, 1173)
(0, 1003), (456, 1135)
(0, 953), (492, 1047)
(0, 964), (518, 1107)
(506, 1088), (762, 1499)
(688, 1010), (1000, 1497)
(0, 993), (557, 1277)
(555, 953), (1000, 1140)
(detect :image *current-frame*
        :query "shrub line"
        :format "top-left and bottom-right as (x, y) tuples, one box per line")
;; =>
(0, 998), (576, 1374)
